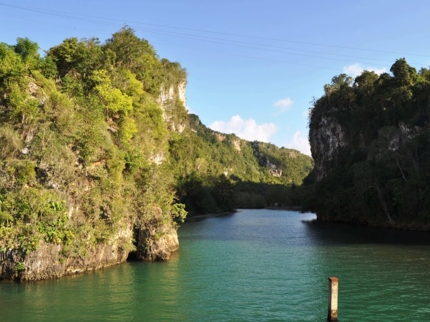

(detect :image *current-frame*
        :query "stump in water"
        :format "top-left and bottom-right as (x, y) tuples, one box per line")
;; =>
(328, 277), (338, 321)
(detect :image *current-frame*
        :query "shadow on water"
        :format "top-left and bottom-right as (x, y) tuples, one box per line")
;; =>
(303, 219), (430, 246)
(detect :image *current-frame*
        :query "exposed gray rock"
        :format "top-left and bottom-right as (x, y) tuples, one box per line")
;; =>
(0, 242), (129, 281)
(309, 115), (346, 181)
(136, 224), (179, 261)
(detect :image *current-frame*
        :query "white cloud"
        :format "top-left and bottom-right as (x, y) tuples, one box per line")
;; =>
(273, 97), (293, 114)
(186, 105), (192, 113)
(343, 63), (386, 77)
(209, 115), (277, 142)
(286, 131), (311, 156)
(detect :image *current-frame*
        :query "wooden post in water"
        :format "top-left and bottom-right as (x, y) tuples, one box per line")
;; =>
(328, 277), (338, 321)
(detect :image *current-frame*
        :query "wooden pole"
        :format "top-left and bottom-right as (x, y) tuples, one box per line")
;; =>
(328, 277), (338, 321)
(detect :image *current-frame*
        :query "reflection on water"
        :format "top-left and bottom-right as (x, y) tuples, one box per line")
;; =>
(304, 218), (430, 246)
(1, 209), (430, 321)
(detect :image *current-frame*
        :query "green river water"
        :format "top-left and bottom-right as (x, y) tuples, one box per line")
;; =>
(1, 209), (430, 321)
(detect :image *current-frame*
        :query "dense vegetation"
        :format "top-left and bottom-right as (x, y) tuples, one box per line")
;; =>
(0, 28), (189, 257)
(0, 28), (313, 260)
(306, 59), (430, 229)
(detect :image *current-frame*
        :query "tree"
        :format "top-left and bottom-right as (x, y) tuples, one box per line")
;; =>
(390, 58), (418, 87)
(213, 175), (235, 212)
(0, 43), (25, 81)
(47, 37), (102, 79)
(14, 38), (40, 70)
(103, 27), (161, 93)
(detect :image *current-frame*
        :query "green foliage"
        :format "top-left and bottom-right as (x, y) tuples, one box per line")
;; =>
(14, 37), (40, 70)
(15, 161), (37, 185)
(103, 27), (161, 94)
(0, 42), (25, 82)
(40, 56), (58, 79)
(171, 203), (187, 223)
(118, 116), (138, 144)
(212, 175), (235, 212)
(47, 37), (103, 80)
(176, 173), (222, 215)
(15, 262), (26, 271)
(18, 233), (39, 255)
(0, 126), (22, 159)
(7, 81), (40, 124)
(91, 69), (133, 114)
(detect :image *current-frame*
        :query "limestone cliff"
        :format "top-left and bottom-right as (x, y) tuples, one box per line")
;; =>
(1, 239), (129, 281)
(0, 29), (186, 281)
(136, 224), (179, 261)
(309, 114), (347, 181)
(158, 81), (187, 133)
(306, 62), (430, 229)
(0, 220), (180, 281)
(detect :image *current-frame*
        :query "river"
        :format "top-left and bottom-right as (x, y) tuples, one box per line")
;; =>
(1, 209), (430, 321)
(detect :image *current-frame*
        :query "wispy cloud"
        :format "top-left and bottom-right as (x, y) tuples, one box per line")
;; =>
(286, 131), (311, 156)
(210, 115), (277, 142)
(273, 97), (293, 114)
(343, 63), (386, 77)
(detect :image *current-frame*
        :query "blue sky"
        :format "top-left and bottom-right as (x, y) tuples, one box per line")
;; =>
(1, 1), (430, 155)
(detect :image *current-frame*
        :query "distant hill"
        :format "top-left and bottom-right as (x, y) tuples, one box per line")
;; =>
(170, 114), (313, 214)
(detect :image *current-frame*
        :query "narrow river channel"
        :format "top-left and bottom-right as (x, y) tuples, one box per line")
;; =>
(2, 209), (430, 321)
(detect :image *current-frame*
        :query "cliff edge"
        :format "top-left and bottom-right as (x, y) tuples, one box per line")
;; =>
(0, 28), (186, 281)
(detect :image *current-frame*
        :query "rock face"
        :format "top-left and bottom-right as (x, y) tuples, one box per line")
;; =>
(0, 226), (133, 281)
(158, 82), (187, 133)
(136, 224), (179, 261)
(267, 160), (282, 177)
(309, 115), (346, 181)
(0, 222), (180, 281)
(0, 243), (128, 281)
(158, 81), (186, 107)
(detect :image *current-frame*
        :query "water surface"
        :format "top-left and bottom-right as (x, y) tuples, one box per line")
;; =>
(1, 209), (430, 321)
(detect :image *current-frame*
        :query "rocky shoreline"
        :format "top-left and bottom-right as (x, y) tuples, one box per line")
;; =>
(0, 225), (179, 282)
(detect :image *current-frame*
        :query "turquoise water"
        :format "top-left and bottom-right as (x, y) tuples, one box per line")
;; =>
(2, 209), (430, 321)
